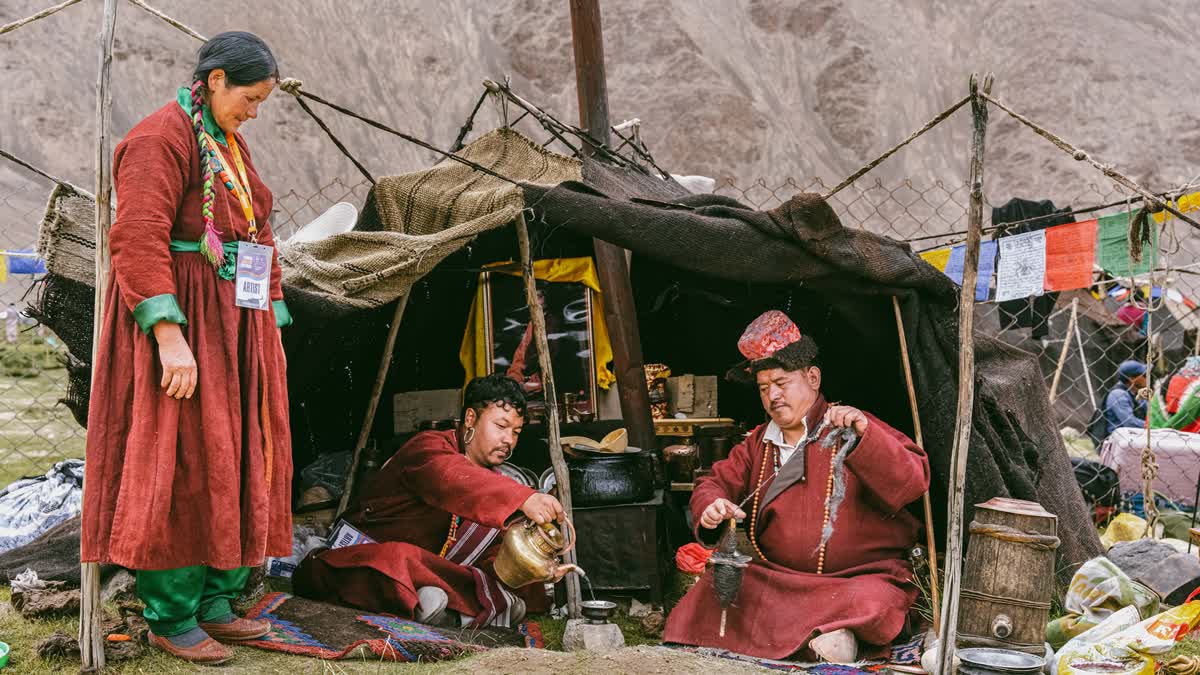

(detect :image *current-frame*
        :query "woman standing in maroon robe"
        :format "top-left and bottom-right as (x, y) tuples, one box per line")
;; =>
(80, 32), (293, 665)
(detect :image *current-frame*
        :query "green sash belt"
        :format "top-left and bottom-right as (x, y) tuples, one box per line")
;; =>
(169, 239), (239, 281)
(133, 240), (293, 330)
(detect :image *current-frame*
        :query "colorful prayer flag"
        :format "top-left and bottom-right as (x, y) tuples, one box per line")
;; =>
(943, 240), (997, 302)
(1044, 220), (1097, 291)
(995, 230), (1047, 302)
(5, 249), (46, 275)
(919, 247), (952, 272)
(1152, 191), (1200, 224)
(1096, 212), (1157, 277)
(0, 254), (6, 285)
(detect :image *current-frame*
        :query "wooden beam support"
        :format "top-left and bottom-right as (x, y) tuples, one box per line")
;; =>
(892, 296), (940, 630)
(515, 211), (582, 619)
(937, 71), (992, 675)
(81, 0), (119, 671)
(568, 0), (656, 454)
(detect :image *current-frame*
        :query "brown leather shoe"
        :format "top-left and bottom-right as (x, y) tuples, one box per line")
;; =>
(148, 631), (233, 665)
(199, 617), (272, 642)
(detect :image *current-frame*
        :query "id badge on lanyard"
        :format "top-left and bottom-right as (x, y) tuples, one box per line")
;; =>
(235, 241), (272, 310)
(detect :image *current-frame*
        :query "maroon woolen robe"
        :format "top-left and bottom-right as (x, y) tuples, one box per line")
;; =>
(293, 430), (548, 624)
(663, 397), (930, 660)
(81, 101), (292, 570)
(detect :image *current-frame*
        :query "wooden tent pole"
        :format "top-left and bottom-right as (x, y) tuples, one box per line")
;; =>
(937, 71), (993, 675)
(568, 0), (657, 454)
(81, 0), (119, 670)
(515, 211), (582, 620)
(336, 294), (410, 519)
(1049, 298), (1079, 403)
(891, 296), (941, 629)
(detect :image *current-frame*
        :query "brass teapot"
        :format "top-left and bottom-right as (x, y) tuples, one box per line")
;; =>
(493, 517), (581, 588)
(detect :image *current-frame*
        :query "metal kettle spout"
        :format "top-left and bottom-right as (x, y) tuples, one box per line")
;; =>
(554, 563), (584, 579)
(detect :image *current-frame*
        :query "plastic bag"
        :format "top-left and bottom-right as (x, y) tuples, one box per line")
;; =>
(299, 451), (353, 498)
(1056, 601), (1200, 674)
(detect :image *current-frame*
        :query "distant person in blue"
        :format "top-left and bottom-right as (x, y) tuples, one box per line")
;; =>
(1104, 360), (1148, 437)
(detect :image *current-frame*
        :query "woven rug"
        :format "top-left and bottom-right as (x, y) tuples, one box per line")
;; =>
(242, 592), (543, 662)
(673, 633), (924, 674)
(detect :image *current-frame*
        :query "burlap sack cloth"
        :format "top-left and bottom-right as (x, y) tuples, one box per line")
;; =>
(280, 128), (582, 308)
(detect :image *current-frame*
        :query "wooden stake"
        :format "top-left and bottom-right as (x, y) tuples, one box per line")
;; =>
(81, 0), (118, 671)
(891, 296), (941, 629)
(568, 0), (657, 454)
(937, 72), (992, 675)
(336, 294), (410, 519)
(1048, 298), (1079, 403)
(514, 211), (582, 619)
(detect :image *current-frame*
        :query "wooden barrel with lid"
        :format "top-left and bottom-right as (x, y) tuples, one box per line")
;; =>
(958, 497), (1060, 655)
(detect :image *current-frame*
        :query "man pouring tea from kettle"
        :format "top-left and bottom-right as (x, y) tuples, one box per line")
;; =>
(294, 374), (570, 628)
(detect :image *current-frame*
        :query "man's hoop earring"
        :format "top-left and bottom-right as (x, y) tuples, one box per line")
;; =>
(463, 427), (476, 445)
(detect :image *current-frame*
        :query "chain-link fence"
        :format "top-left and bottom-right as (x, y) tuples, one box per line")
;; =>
(714, 175), (1200, 536)
(5, 167), (1199, 535)
(0, 178), (84, 486)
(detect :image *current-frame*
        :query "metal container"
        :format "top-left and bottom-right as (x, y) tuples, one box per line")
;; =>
(567, 450), (654, 507)
(958, 647), (1044, 674)
(493, 517), (581, 589)
(580, 600), (617, 624)
(663, 444), (698, 483)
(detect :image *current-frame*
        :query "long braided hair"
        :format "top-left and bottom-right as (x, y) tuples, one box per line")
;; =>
(188, 31), (278, 268)
(190, 80), (225, 266)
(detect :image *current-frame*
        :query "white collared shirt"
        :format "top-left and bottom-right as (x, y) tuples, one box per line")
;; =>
(763, 418), (807, 466)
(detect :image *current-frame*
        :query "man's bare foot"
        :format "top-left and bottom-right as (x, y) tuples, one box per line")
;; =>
(810, 628), (858, 664)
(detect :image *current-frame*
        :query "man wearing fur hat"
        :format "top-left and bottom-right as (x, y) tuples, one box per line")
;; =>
(663, 311), (930, 664)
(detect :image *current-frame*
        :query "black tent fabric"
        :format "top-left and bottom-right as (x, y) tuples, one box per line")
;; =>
(522, 157), (1102, 577)
(30, 149), (1101, 580)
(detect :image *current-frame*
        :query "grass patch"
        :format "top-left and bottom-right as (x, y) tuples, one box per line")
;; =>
(0, 585), (666, 674)
(0, 338), (62, 379)
(0, 331), (83, 488)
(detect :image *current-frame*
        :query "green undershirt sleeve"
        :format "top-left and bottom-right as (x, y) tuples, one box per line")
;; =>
(273, 300), (293, 329)
(132, 293), (187, 335)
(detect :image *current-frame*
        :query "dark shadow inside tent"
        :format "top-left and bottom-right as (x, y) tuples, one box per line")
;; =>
(282, 214), (928, 524)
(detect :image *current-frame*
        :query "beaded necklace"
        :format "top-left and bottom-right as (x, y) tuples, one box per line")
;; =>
(747, 431), (838, 575)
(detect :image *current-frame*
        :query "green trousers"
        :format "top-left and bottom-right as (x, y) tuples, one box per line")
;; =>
(136, 566), (251, 636)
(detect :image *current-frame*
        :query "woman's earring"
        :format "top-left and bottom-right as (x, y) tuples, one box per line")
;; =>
(463, 427), (476, 445)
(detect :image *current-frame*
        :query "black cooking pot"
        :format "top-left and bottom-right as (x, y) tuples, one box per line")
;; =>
(566, 449), (654, 507)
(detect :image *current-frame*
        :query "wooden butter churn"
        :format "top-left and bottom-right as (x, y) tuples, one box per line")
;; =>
(958, 497), (1060, 655)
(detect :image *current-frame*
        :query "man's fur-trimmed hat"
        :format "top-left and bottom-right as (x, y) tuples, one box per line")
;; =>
(725, 310), (820, 384)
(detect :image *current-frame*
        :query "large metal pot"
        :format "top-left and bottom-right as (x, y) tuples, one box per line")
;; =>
(566, 450), (653, 507)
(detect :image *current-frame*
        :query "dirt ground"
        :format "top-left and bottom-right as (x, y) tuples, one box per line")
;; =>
(428, 646), (770, 674)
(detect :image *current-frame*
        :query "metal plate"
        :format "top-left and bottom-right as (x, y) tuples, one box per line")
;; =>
(958, 647), (1044, 674)
(497, 462), (535, 488)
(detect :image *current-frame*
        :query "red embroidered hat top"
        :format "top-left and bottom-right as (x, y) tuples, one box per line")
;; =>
(737, 310), (802, 360)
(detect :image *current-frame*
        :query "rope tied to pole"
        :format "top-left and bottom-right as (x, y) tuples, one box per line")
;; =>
(276, 78), (375, 185)
(823, 94), (972, 199)
(278, 77), (303, 97)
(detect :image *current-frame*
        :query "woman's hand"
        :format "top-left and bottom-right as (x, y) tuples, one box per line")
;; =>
(153, 322), (197, 400)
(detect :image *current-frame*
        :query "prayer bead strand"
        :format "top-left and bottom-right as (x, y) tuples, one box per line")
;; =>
(815, 449), (838, 575)
(748, 435), (838, 575)
(438, 514), (461, 557)
(748, 444), (775, 563)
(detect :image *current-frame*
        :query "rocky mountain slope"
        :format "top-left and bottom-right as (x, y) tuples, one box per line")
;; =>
(2, 0), (1197, 241)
